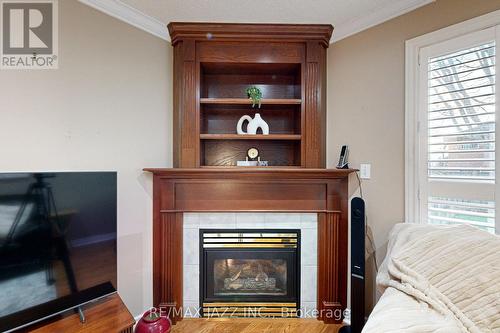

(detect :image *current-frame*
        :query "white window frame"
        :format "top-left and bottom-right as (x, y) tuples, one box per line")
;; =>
(405, 9), (500, 234)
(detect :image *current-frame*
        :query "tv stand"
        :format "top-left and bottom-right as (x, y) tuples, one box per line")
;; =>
(77, 306), (86, 324)
(27, 293), (135, 333)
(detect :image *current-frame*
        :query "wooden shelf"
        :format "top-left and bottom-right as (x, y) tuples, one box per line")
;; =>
(145, 167), (357, 177)
(200, 134), (302, 140)
(199, 165), (304, 169)
(200, 98), (302, 105)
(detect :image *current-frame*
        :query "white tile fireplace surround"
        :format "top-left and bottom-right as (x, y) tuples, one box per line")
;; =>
(182, 212), (318, 318)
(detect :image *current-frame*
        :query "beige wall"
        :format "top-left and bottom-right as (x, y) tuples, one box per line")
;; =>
(328, 0), (500, 310)
(0, 0), (172, 317)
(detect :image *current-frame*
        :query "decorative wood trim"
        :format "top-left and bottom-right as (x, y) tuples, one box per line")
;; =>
(168, 23), (333, 47)
(144, 168), (355, 179)
(173, 39), (198, 168)
(172, 45), (181, 167)
(172, 181), (327, 212)
(196, 41), (305, 64)
(158, 213), (183, 324)
(317, 213), (340, 322)
(304, 41), (327, 168)
(152, 175), (162, 303)
(317, 172), (349, 324)
(304, 61), (320, 167)
(153, 176), (182, 325)
(181, 61), (197, 166)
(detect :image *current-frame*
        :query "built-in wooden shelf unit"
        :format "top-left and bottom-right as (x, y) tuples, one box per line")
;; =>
(168, 23), (333, 168)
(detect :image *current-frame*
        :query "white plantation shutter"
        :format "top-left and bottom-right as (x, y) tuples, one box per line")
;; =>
(418, 27), (498, 234)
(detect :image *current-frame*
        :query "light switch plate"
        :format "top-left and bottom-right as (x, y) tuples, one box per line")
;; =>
(360, 163), (371, 179)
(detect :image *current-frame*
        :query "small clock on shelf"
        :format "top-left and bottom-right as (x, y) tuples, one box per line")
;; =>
(236, 147), (269, 167)
(247, 147), (259, 160)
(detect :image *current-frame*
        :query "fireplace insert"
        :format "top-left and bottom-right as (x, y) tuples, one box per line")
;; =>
(200, 229), (300, 318)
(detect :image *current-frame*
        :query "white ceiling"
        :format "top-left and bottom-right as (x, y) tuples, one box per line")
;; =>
(79, 0), (434, 42)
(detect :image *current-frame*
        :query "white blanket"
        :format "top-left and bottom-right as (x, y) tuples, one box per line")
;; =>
(362, 286), (462, 332)
(364, 223), (500, 333)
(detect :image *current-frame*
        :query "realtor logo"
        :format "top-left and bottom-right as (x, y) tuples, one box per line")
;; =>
(1, 0), (58, 69)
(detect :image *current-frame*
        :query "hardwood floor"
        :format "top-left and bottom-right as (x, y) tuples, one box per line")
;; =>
(170, 318), (343, 333)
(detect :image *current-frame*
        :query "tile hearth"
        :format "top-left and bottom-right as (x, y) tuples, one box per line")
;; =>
(182, 213), (318, 318)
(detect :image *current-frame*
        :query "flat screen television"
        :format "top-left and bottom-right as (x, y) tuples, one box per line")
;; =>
(0, 172), (117, 332)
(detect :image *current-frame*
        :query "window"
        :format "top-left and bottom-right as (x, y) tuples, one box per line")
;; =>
(406, 13), (500, 234)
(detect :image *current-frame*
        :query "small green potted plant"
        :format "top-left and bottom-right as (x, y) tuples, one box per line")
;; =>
(246, 86), (263, 108)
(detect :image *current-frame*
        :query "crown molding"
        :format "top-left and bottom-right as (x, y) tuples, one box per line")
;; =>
(332, 0), (435, 42)
(78, 0), (168, 41)
(78, 0), (434, 44)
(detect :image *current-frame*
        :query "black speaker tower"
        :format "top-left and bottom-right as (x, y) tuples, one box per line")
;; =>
(339, 197), (365, 333)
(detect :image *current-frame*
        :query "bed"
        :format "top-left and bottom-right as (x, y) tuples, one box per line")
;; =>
(362, 223), (500, 333)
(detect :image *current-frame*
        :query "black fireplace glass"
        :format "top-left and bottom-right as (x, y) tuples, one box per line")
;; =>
(213, 258), (287, 296)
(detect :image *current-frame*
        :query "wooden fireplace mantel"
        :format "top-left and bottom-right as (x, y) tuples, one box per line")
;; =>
(145, 168), (356, 324)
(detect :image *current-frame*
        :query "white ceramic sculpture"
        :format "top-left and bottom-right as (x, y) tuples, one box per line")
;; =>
(236, 113), (269, 135)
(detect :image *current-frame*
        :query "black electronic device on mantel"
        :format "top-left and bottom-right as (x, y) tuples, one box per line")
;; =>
(340, 197), (366, 333)
(336, 145), (349, 169)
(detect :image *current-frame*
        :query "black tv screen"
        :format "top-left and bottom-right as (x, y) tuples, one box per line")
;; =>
(0, 172), (117, 332)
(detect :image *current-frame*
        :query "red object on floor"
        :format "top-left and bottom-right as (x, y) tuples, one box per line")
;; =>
(134, 310), (172, 333)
